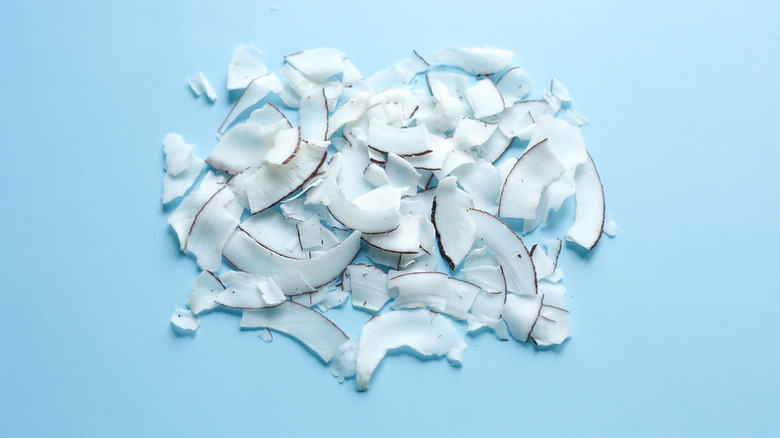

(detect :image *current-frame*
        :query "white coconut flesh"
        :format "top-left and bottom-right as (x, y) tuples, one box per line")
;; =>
(227, 44), (267, 91)
(163, 44), (613, 389)
(188, 72), (217, 102)
(241, 300), (349, 363)
(356, 309), (466, 391)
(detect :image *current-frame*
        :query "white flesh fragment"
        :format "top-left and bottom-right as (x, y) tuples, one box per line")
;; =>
(330, 340), (357, 383)
(186, 187), (240, 272)
(326, 185), (405, 235)
(452, 118), (497, 150)
(362, 163), (390, 188)
(497, 100), (554, 139)
(478, 129), (512, 163)
(207, 122), (278, 174)
(428, 45), (514, 75)
(297, 214), (322, 250)
(388, 271), (450, 312)
(503, 293), (543, 342)
(450, 159), (501, 215)
(168, 172), (226, 251)
(263, 127), (300, 166)
(384, 153), (422, 196)
(362, 215), (423, 254)
(215, 271), (286, 309)
(465, 79), (504, 119)
(550, 78), (572, 102)
(299, 89), (328, 141)
(531, 305), (572, 346)
(347, 264), (391, 312)
(188, 72), (217, 102)
(223, 229), (362, 294)
(248, 103), (291, 127)
(531, 245), (555, 280)
(187, 270), (226, 314)
(496, 67), (533, 107)
(445, 278), (482, 320)
(285, 48), (344, 83)
(368, 119), (431, 156)
(498, 124), (583, 221)
(171, 307), (201, 331)
(539, 281), (566, 307)
(356, 309), (466, 391)
(565, 153), (605, 250)
(219, 74), (283, 134)
(162, 153), (204, 204)
(244, 140), (328, 213)
(393, 50), (429, 83)
(317, 287), (350, 312)
(461, 265), (505, 294)
(433, 176), (476, 270)
(239, 209), (306, 258)
(430, 95), (463, 132)
(604, 212), (618, 237)
(258, 328), (274, 342)
(522, 171), (576, 234)
(227, 44), (267, 91)
(163, 133), (195, 176)
(469, 209), (537, 295)
(241, 301), (349, 362)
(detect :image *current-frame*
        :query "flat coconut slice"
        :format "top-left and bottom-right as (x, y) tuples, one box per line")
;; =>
(565, 153), (605, 250)
(207, 122), (279, 174)
(219, 73), (283, 134)
(171, 307), (201, 331)
(346, 264), (391, 312)
(168, 172), (227, 251)
(530, 305), (572, 346)
(215, 271), (286, 309)
(428, 45), (513, 75)
(244, 140), (328, 214)
(368, 119), (431, 157)
(227, 44), (267, 91)
(356, 309), (466, 391)
(388, 271), (450, 312)
(263, 127), (301, 166)
(432, 176), (476, 270)
(450, 159), (501, 215)
(187, 270), (226, 314)
(163, 133), (195, 176)
(362, 215), (423, 254)
(495, 67), (533, 107)
(284, 48), (344, 83)
(299, 89), (328, 142)
(222, 228), (362, 294)
(162, 150), (204, 204)
(464, 79), (504, 119)
(326, 185), (405, 235)
(186, 186), (240, 272)
(452, 118), (498, 150)
(469, 209), (536, 295)
(503, 293), (544, 343)
(241, 300), (349, 362)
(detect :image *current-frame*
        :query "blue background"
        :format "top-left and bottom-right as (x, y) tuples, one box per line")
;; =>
(1, 1), (778, 436)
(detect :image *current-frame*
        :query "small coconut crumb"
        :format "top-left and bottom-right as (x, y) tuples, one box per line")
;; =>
(604, 212), (618, 237)
(188, 72), (217, 103)
(258, 328), (274, 343)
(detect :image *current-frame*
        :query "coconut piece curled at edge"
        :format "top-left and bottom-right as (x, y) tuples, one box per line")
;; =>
(241, 300), (350, 363)
(356, 309), (466, 391)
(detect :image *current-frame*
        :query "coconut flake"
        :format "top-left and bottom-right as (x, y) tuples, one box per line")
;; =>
(465, 79), (504, 119)
(356, 309), (466, 390)
(189, 72), (217, 102)
(186, 186), (240, 272)
(565, 153), (605, 250)
(604, 212), (618, 237)
(368, 119), (431, 157)
(496, 67), (533, 107)
(503, 293), (543, 343)
(531, 305), (572, 346)
(285, 48), (344, 83)
(219, 74), (283, 134)
(432, 176), (476, 270)
(346, 264), (391, 312)
(428, 45), (514, 75)
(187, 271), (226, 314)
(550, 78), (572, 102)
(241, 301), (349, 362)
(171, 307), (201, 332)
(388, 271), (450, 312)
(162, 150), (205, 204)
(299, 89), (328, 142)
(227, 44), (267, 91)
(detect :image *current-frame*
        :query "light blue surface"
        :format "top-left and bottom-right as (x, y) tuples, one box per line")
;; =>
(1, 1), (778, 436)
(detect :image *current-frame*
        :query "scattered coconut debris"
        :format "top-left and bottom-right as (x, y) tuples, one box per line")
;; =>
(162, 44), (615, 390)
(188, 72), (217, 102)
